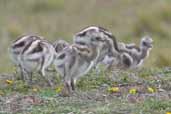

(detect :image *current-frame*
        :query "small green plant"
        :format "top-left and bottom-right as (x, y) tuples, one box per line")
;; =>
(39, 88), (56, 97)
(142, 98), (171, 110)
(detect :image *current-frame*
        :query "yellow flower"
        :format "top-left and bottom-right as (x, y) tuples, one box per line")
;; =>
(56, 86), (62, 93)
(5, 80), (13, 84)
(147, 87), (154, 93)
(166, 112), (171, 114)
(108, 87), (119, 93)
(129, 88), (137, 94)
(33, 88), (38, 92)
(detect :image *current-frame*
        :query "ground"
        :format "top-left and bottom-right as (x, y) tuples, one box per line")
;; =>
(0, 67), (171, 114)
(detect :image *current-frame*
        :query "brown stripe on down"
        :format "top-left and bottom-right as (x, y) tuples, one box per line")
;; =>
(13, 35), (42, 43)
(76, 25), (98, 37)
(21, 40), (35, 54)
(28, 43), (43, 54)
(13, 35), (28, 43)
(58, 53), (66, 59)
(77, 26), (94, 33)
(18, 36), (41, 54)
(76, 31), (86, 37)
(122, 54), (132, 67)
(97, 26), (119, 52)
(98, 26), (110, 33)
(109, 35), (119, 52)
(12, 41), (25, 49)
(12, 35), (31, 49)
(72, 45), (90, 54)
(99, 28), (120, 52)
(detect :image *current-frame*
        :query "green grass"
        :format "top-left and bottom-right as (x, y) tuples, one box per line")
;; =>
(0, 68), (171, 114)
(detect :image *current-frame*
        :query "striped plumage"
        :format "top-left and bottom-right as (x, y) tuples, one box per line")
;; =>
(8, 26), (153, 92)
(53, 40), (69, 53)
(9, 35), (55, 86)
(9, 35), (41, 66)
(53, 30), (108, 95)
(20, 39), (55, 86)
(74, 26), (120, 69)
(9, 35), (41, 80)
(104, 36), (153, 69)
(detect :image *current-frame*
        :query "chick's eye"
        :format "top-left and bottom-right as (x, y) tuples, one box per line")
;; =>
(95, 37), (101, 40)
(143, 42), (147, 46)
(79, 42), (86, 45)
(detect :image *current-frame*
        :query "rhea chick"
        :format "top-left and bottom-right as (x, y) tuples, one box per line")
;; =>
(19, 39), (55, 86)
(9, 35), (41, 80)
(53, 39), (69, 53)
(74, 26), (120, 72)
(105, 36), (153, 69)
(53, 31), (107, 95)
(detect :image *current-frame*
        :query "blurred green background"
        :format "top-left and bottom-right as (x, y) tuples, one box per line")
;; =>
(0, 0), (171, 73)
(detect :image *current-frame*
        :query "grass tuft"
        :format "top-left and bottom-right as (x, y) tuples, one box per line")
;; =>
(29, 0), (64, 13)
